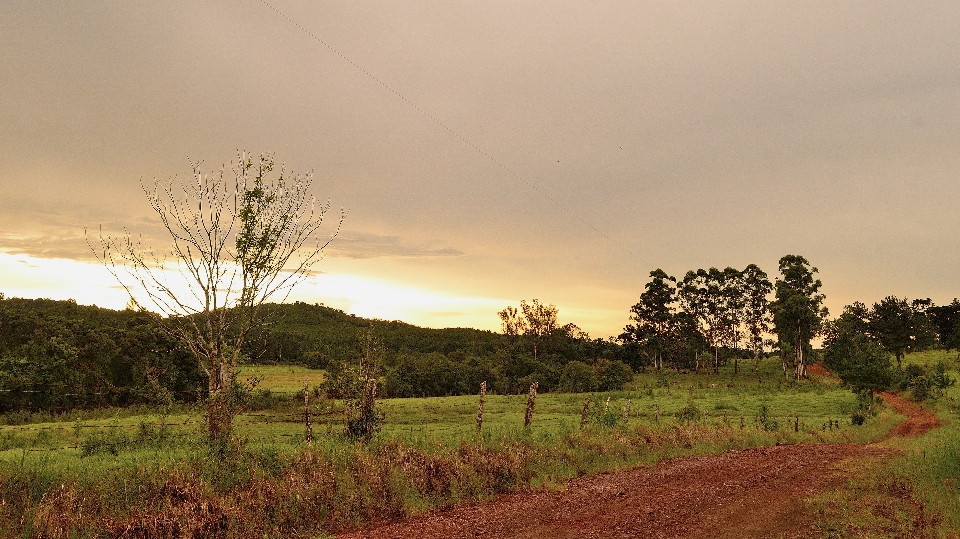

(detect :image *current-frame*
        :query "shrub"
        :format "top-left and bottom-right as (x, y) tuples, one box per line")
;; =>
(559, 361), (597, 393)
(910, 375), (932, 401)
(597, 360), (634, 392)
(675, 402), (702, 423)
(932, 362), (955, 392)
(80, 428), (131, 457)
(758, 404), (779, 431)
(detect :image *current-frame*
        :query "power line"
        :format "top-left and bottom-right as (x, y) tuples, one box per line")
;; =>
(253, 0), (638, 261)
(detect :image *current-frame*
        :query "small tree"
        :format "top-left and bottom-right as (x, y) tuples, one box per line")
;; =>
(824, 331), (893, 408)
(93, 153), (341, 448)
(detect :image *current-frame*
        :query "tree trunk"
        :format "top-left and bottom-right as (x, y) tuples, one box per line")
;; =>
(206, 361), (235, 448)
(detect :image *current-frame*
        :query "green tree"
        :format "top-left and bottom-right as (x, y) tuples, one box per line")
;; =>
(741, 264), (772, 374)
(94, 153), (341, 448)
(521, 299), (559, 360)
(823, 327), (893, 406)
(868, 296), (936, 368)
(928, 299), (960, 356)
(678, 268), (737, 373)
(769, 255), (827, 380)
(621, 269), (676, 370)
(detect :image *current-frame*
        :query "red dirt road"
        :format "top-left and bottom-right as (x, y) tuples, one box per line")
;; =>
(338, 392), (936, 539)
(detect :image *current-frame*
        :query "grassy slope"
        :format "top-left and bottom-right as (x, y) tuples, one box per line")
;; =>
(806, 349), (960, 538)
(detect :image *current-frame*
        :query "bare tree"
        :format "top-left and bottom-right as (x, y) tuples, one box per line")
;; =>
(91, 153), (342, 447)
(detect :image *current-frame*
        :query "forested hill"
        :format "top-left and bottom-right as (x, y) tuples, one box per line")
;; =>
(249, 301), (503, 368)
(0, 296), (204, 410)
(0, 297), (630, 406)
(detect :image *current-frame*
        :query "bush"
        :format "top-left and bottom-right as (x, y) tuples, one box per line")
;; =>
(597, 360), (634, 392)
(898, 364), (925, 391)
(758, 404), (779, 431)
(675, 403), (702, 423)
(932, 362), (955, 392)
(911, 375), (932, 401)
(592, 400), (620, 428)
(559, 361), (597, 393)
(80, 428), (131, 457)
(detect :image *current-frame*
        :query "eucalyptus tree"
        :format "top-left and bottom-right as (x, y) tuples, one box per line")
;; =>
(621, 269), (677, 370)
(717, 267), (746, 373)
(680, 268), (733, 373)
(741, 264), (773, 374)
(677, 270), (709, 372)
(769, 255), (828, 380)
(93, 153), (342, 448)
(521, 299), (559, 360)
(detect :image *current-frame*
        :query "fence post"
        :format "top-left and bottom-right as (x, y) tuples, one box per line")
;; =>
(655, 403), (660, 423)
(476, 381), (486, 433)
(524, 381), (538, 428)
(794, 416), (799, 432)
(304, 380), (313, 445)
(623, 399), (631, 424)
(580, 396), (590, 429)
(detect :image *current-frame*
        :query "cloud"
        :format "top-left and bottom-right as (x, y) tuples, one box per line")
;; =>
(326, 231), (465, 259)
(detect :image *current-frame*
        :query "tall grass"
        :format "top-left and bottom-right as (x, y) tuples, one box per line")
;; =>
(0, 408), (891, 538)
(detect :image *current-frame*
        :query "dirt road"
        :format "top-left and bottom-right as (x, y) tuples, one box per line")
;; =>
(338, 392), (936, 539)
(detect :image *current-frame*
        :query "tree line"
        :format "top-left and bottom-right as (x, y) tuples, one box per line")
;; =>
(0, 295), (204, 412)
(618, 255), (827, 379)
(619, 254), (960, 383)
(824, 296), (960, 402)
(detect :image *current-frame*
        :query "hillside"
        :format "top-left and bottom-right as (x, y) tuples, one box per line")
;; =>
(0, 297), (629, 407)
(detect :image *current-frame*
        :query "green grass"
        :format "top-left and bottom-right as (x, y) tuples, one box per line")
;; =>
(901, 348), (959, 369)
(237, 364), (326, 393)
(0, 354), (932, 538)
(0, 356), (883, 462)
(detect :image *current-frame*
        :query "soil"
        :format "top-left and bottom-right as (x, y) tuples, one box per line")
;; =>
(337, 376), (937, 539)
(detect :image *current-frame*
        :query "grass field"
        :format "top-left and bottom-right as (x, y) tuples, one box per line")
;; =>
(237, 364), (326, 394)
(2, 353), (956, 538)
(0, 358), (876, 456)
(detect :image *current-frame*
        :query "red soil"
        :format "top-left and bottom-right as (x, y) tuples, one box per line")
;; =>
(337, 377), (936, 539)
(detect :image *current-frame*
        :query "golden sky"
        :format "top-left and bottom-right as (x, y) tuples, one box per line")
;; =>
(2, 1), (960, 338)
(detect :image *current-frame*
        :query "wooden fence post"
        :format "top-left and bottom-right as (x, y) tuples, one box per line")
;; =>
(304, 380), (313, 444)
(476, 381), (486, 433)
(524, 382), (538, 428)
(580, 396), (590, 429)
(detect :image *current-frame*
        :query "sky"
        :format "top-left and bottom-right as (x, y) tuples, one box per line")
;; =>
(2, 1), (959, 338)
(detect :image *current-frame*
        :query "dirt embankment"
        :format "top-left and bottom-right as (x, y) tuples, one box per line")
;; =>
(338, 383), (936, 539)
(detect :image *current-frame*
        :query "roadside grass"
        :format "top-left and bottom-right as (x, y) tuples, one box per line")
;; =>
(806, 359), (960, 538)
(0, 356), (909, 537)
